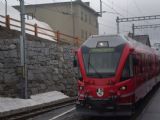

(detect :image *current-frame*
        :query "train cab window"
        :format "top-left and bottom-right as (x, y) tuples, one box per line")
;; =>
(159, 60), (160, 73)
(139, 54), (143, 73)
(148, 55), (152, 69)
(73, 56), (77, 67)
(121, 55), (133, 81)
(73, 56), (83, 81)
(129, 55), (134, 76)
(77, 64), (83, 81)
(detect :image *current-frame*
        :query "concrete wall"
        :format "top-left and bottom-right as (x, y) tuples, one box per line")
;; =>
(0, 29), (77, 98)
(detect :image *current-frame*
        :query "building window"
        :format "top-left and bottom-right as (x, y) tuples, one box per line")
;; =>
(89, 15), (91, 24)
(96, 19), (98, 28)
(81, 29), (84, 39)
(81, 11), (83, 21)
(85, 14), (87, 22)
(85, 31), (88, 39)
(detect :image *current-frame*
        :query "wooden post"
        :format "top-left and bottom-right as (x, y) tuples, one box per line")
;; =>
(5, 15), (10, 29)
(75, 37), (79, 47)
(56, 31), (60, 44)
(34, 24), (38, 37)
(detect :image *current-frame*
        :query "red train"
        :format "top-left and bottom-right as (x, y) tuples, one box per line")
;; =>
(74, 35), (160, 116)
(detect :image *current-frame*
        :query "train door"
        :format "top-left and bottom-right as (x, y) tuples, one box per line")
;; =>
(148, 55), (152, 80)
(132, 53), (144, 101)
(134, 54), (142, 86)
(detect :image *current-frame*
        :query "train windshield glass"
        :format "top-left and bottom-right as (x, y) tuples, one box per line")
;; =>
(82, 47), (123, 78)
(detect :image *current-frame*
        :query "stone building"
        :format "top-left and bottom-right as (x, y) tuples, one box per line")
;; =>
(133, 35), (151, 47)
(128, 33), (151, 47)
(14, 0), (99, 44)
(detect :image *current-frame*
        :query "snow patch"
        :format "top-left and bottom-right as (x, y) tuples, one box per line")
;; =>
(0, 91), (68, 113)
(0, 2), (56, 41)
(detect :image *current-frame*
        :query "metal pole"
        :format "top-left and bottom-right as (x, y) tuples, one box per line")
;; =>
(100, 0), (102, 17)
(71, 0), (75, 37)
(5, 0), (7, 16)
(116, 17), (120, 34)
(20, 0), (29, 99)
(72, 14), (75, 37)
(132, 24), (135, 38)
(70, 0), (73, 14)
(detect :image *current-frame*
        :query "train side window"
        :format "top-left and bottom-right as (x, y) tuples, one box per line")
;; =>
(133, 56), (138, 66)
(133, 54), (138, 75)
(139, 54), (143, 73)
(142, 54), (145, 73)
(129, 55), (133, 77)
(159, 60), (160, 73)
(77, 63), (83, 81)
(121, 55), (133, 81)
(148, 55), (151, 69)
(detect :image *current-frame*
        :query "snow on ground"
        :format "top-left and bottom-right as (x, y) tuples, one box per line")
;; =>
(0, 2), (56, 41)
(0, 91), (68, 113)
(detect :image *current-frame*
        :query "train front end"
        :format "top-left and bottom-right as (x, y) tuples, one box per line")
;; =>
(75, 35), (135, 116)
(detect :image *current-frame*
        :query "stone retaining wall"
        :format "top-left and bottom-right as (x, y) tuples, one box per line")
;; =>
(0, 36), (77, 98)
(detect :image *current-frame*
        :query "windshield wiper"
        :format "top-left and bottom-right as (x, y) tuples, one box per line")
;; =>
(104, 72), (115, 77)
(87, 53), (103, 78)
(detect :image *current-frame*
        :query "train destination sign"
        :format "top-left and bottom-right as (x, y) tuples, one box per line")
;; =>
(90, 48), (115, 53)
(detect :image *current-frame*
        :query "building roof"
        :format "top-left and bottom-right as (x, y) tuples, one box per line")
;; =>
(133, 35), (151, 47)
(14, 0), (99, 16)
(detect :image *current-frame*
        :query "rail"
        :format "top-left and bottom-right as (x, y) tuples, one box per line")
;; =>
(0, 14), (80, 46)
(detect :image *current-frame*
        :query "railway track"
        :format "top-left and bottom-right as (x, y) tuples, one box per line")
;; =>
(1, 83), (159, 120)
(0, 97), (76, 120)
(54, 83), (160, 120)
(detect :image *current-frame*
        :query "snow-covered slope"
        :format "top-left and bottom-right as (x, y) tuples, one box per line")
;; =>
(0, 2), (55, 41)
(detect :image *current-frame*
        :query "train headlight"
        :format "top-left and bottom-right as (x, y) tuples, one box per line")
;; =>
(79, 86), (84, 90)
(97, 41), (109, 47)
(119, 86), (127, 91)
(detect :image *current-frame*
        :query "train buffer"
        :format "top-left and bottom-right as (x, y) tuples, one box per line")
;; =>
(137, 87), (160, 120)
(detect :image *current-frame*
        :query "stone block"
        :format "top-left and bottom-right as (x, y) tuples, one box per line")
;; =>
(53, 68), (59, 74)
(53, 75), (59, 81)
(39, 84), (47, 90)
(43, 48), (49, 56)
(0, 63), (3, 68)
(56, 83), (65, 91)
(9, 44), (16, 49)
(8, 50), (18, 57)
(0, 85), (4, 92)
(28, 71), (34, 80)
(37, 56), (46, 62)
(45, 73), (53, 80)
(31, 88), (39, 95)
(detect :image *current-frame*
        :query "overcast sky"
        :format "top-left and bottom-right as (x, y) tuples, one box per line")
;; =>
(2, 0), (160, 45)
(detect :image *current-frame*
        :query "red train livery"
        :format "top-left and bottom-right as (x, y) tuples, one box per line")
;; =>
(74, 35), (160, 116)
